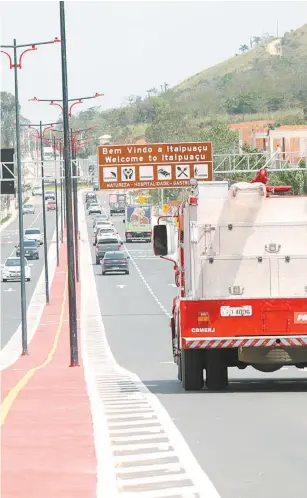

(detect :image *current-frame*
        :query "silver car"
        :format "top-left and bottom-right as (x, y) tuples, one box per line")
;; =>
(22, 204), (35, 214)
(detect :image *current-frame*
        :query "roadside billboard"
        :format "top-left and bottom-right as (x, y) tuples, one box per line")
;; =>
(98, 141), (213, 190)
(126, 205), (152, 232)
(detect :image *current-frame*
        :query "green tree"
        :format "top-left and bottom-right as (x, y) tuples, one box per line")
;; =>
(0, 91), (29, 148)
(239, 44), (249, 53)
(226, 92), (260, 115)
(1, 92), (18, 147)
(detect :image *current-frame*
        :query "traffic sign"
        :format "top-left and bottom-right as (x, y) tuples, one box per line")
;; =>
(163, 204), (169, 213)
(1, 149), (15, 195)
(98, 141), (213, 190)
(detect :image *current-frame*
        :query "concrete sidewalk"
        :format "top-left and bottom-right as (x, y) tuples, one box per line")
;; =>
(1, 240), (96, 498)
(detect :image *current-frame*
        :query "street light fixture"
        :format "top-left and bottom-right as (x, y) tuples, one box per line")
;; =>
(29, 92), (104, 117)
(21, 121), (63, 301)
(0, 36), (60, 356)
(44, 125), (97, 246)
(29, 92), (102, 279)
(40, 125), (98, 283)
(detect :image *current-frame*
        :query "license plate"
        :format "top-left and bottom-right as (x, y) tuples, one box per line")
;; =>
(220, 306), (252, 317)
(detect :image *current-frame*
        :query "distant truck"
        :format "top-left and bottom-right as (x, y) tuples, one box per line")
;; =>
(124, 204), (152, 243)
(109, 192), (126, 215)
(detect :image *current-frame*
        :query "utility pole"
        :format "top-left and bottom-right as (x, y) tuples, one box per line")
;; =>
(60, 0), (79, 367)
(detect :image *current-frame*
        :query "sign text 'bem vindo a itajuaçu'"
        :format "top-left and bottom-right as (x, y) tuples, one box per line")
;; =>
(98, 142), (213, 190)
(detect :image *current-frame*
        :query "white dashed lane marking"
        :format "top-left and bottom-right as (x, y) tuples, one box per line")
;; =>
(123, 247), (171, 318)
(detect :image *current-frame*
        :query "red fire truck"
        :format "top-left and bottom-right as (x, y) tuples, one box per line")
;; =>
(153, 169), (307, 391)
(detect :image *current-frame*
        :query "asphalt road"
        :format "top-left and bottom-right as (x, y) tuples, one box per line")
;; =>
(86, 193), (307, 498)
(1, 196), (58, 349)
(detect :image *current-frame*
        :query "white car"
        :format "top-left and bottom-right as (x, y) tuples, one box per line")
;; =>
(24, 227), (43, 246)
(32, 186), (42, 196)
(2, 257), (31, 282)
(23, 204), (35, 215)
(93, 226), (117, 245)
(96, 232), (123, 245)
(93, 214), (110, 227)
(93, 221), (114, 235)
(89, 203), (102, 215)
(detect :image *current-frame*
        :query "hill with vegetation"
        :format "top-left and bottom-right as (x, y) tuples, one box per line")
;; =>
(68, 22), (307, 159)
(173, 24), (307, 120)
(2, 23), (306, 167)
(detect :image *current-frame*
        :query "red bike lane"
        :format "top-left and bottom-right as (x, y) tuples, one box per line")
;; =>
(1, 241), (97, 498)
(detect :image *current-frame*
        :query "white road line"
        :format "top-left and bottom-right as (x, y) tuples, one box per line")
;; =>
(79, 199), (221, 498)
(116, 462), (183, 474)
(111, 433), (167, 442)
(7, 208), (42, 258)
(123, 245), (172, 318)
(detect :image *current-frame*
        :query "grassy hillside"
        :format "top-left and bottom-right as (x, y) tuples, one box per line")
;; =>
(70, 23), (307, 156)
(170, 23), (307, 118)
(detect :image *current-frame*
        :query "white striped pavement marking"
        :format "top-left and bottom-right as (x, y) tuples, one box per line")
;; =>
(80, 199), (221, 498)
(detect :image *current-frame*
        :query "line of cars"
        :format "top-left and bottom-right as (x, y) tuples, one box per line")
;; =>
(32, 185), (57, 211)
(1, 227), (44, 283)
(1, 185), (57, 283)
(85, 191), (130, 275)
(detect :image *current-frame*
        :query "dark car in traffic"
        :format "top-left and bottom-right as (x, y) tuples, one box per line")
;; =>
(45, 190), (56, 201)
(86, 197), (98, 210)
(95, 237), (121, 264)
(100, 250), (130, 275)
(85, 192), (97, 204)
(16, 239), (39, 260)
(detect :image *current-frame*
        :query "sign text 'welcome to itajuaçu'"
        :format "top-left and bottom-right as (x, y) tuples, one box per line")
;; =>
(98, 142), (213, 190)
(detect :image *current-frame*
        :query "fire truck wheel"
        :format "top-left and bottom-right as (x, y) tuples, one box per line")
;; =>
(181, 349), (204, 391)
(177, 356), (182, 381)
(205, 350), (228, 391)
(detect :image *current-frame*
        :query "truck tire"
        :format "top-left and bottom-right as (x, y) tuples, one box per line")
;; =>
(205, 350), (228, 391)
(177, 355), (182, 381)
(181, 349), (204, 391)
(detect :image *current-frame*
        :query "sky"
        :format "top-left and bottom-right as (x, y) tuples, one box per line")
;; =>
(1, 0), (307, 125)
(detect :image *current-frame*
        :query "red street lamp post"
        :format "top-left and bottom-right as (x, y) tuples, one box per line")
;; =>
(0, 36), (60, 356)
(21, 121), (64, 297)
(29, 93), (104, 117)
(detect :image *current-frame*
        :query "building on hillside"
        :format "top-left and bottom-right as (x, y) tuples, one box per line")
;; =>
(99, 134), (112, 145)
(229, 121), (274, 150)
(229, 121), (307, 165)
(134, 138), (147, 145)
